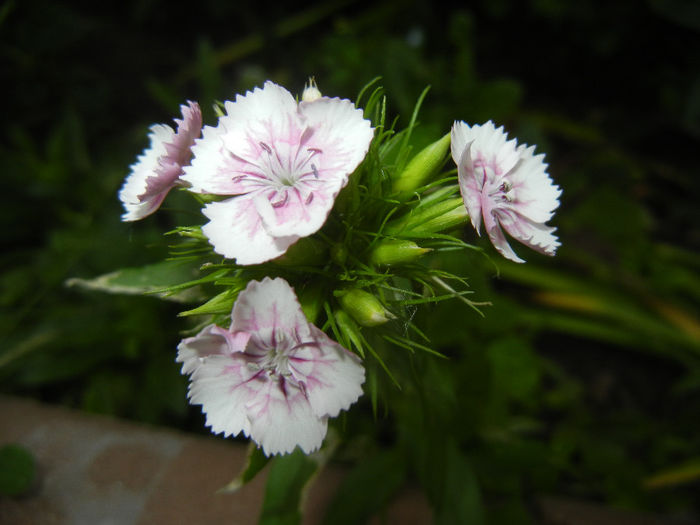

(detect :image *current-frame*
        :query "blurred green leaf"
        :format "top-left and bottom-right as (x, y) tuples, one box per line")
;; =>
(259, 449), (320, 525)
(0, 444), (35, 497)
(322, 448), (407, 525)
(65, 259), (206, 303)
(219, 444), (270, 493)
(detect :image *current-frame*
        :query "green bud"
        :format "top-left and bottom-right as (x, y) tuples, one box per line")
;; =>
(335, 288), (395, 327)
(369, 239), (431, 266)
(392, 133), (451, 197)
(412, 204), (468, 233)
(386, 197), (466, 234)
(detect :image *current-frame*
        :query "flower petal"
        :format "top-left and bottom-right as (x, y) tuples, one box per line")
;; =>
(246, 377), (328, 455)
(289, 325), (365, 418)
(254, 178), (345, 238)
(119, 124), (173, 221)
(201, 198), (300, 265)
(120, 102), (202, 221)
(231, 277), (311, 339)
(299, 97), (374, 185)
(185, 354), (257, 438)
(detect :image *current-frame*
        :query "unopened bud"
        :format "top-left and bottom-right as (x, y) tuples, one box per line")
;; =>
(392, 133), (451, 197)
(412, 204), (468, 233)
(370, 240), (431, 266)
(386, 197), (466, 234)
(335, 288), (395, 327)
(302, 77), (322, 102)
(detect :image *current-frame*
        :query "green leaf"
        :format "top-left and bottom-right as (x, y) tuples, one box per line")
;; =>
(65, 259), (206, 302)
(178, 286), (242, 316)
(433, 442), (484, 525)
(0, 444), (35, 497)
(258, 449), (322, 525)
(219, 443), (270, 493)
(321, 448), (407, 525)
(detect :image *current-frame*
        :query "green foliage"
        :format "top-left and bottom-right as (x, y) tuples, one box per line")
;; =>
(259, 450), (322, 525)
(0, 444), (35, 497)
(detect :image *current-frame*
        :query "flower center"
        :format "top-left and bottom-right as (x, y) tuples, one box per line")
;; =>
(475, 160), (515, 205)
(257, 140), (323, 191)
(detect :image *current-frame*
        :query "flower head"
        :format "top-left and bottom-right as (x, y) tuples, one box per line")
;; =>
(177, 277), (365, 455)
(182, 81), (374, 265)
(119, 101), (202, 221)
(451, 121), (561, 263)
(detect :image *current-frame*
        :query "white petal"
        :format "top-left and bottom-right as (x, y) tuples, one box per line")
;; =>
(299, 97), (374, 184)
(254, 178), (345, 238)
(176, 324), (240, 375)
(183, 352), (260, 438)
(119, 124), (173, 221)
(246, 377), (328, 455)
(231, 278), (311, 338)
(201, 198), (300, 265)
(290, 325), (365, 418)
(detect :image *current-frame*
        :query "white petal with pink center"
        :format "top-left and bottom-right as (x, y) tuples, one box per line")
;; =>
(182, 81), (374, 265)
(451, 120), (561, 263)
(176, 277), (365, 456)
(119, 101), (202, 221)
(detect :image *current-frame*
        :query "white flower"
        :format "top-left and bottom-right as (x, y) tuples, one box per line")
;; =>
(177, 277), (365, 456)
(182, 81), (373, 265)
(119, 101), (202, 221)
(451, 120), (561, 263)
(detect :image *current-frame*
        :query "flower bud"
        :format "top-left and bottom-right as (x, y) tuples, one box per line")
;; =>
(392, 133), (451, 197)
(369, 239), (431, 266)
(386, 197), (466, 234)
(302, 77), (322, 102)
(412, 204), (468, 233)
(335, 288), (395, 327)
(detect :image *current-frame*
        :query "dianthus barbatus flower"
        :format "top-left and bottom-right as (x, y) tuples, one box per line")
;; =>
(119, 101), (202, 221)
(451, 120), (562, 263)
(182, 81), (374, 265)
(177, 277), (365, 456)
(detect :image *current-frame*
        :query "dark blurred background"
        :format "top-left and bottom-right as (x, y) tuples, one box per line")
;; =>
(2, 0), (699, 521)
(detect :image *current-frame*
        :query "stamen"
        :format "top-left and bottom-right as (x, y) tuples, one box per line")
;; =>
(271, 191), (289, 208)
(259, 142), (272, 154)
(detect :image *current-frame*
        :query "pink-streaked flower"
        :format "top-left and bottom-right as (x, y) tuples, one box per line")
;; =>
(119, 101), (202, 221)
(182, 81), (374, 265)
(451, 120), (561, 263)
(177, 277), (365, 456)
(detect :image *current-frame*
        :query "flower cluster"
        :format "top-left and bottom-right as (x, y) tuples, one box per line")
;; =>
(119, 79), (561, 456)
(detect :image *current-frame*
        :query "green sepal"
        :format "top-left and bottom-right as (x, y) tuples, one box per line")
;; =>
(392, 132), (451, 197)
